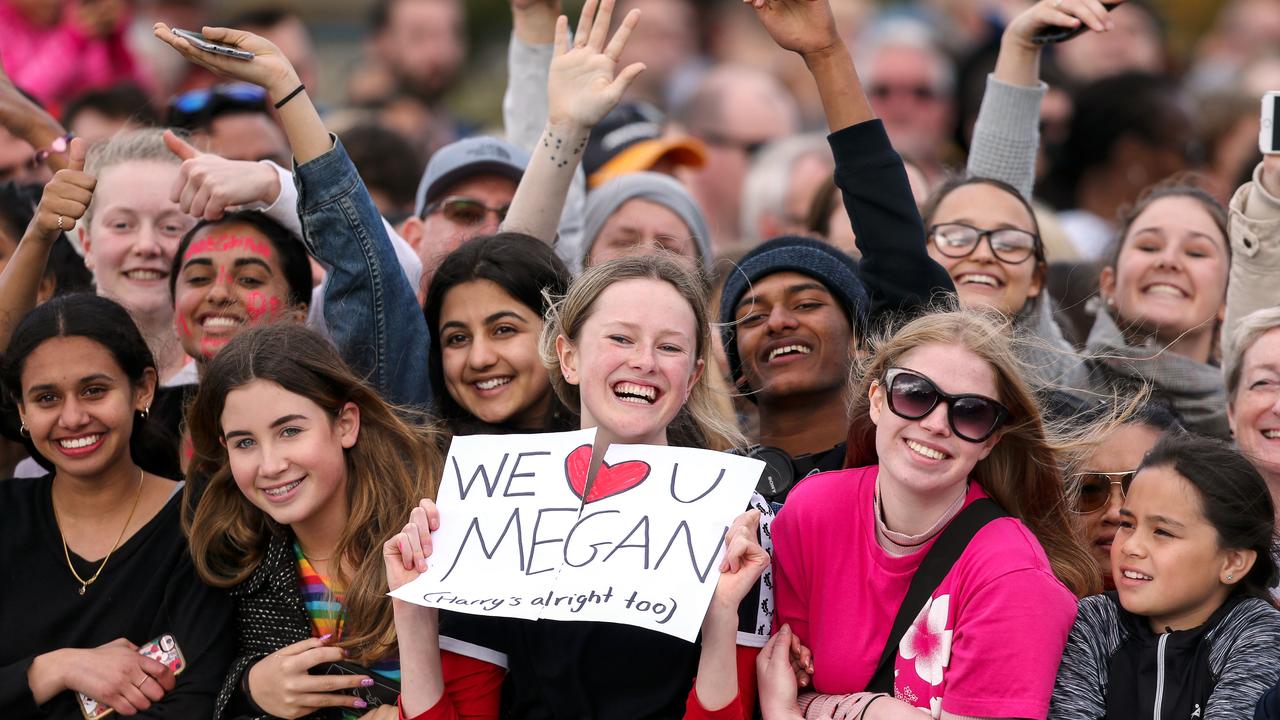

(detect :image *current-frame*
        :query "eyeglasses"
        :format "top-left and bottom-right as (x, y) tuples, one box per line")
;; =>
(1069, 470), (1137, 514)
(166, 83), (269, 128)
(422, 197), (510, 225)
(929, 223), (1040, 264)
(869, 83), (939, 103)
(698, 131), (768, 158)
(883, 367), (1011, 443)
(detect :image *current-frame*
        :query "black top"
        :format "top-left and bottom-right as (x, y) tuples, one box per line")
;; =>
(831, 119), (955, 329)
(0, 474), (234, 719)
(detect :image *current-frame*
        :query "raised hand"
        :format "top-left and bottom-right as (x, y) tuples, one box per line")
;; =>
(546, 0), (645, 128)
(511, 0), (562, 43)
(152, 24), (299, 100)
(1003, 0), (1116, 52)
(383, 499), (440, 592)
(743, 0), (841, 59)
(60, 638), (177, 716)
(245, 636), (374, 718)
(32, 137), (94, 241)
(163, 131), (282, 221)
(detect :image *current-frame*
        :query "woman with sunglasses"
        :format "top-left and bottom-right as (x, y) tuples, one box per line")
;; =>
(1050, 432), (1280, 719)
(759, 309), (1097, 720)
(1065, 403), (1181, 589)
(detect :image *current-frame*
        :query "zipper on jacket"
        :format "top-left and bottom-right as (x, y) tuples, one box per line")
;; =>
(1153, 633), (1169, 720)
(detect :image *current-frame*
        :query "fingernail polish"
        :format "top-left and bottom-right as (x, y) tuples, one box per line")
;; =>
(319, 633), (332, 641)
(354, 699), (368, 709)
(361, 678), (374, 687)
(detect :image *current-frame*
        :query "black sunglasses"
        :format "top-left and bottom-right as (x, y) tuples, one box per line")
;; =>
(166, 83), (269, 129)
(1069, 470), (1137, 514)
(883, 367), (1011, 443)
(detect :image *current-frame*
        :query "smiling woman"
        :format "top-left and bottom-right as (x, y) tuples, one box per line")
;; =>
(423, 234), (574, 434)
(0, 294), (233, 719)
(168, 210), (312, 363)
(1087, 178), (1232, 437)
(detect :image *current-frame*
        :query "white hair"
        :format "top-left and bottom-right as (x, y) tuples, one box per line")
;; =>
(855, 15), (955, 97)
(738, 133), (832, 247)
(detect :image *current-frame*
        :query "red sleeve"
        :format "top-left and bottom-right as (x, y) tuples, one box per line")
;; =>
(682, 645), (761, 720)
(398, 651), (504, 720)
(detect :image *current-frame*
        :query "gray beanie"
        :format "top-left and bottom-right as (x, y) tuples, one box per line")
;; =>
(575, 172), (713, 276)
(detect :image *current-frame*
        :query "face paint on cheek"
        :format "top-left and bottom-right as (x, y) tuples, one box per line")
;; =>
(244, 291), (284, 324)
(175, 312), (193, 339)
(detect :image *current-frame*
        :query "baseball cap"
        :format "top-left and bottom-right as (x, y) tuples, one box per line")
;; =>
(583, 102), (706, 189)
(413, 136), (531, 218)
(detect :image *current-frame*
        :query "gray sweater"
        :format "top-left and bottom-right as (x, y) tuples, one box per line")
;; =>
(1049, 594), (1280, 719)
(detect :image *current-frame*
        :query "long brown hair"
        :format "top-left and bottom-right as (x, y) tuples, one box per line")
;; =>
(184, 323), (444, 662)
(845, 310), (1101, 597)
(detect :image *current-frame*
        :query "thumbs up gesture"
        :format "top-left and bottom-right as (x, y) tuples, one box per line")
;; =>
(32, 137), (96, 241)
(164, 130), (282, 220)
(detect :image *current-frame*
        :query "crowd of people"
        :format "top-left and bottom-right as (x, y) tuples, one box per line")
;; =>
(1, 0), (1280, 718)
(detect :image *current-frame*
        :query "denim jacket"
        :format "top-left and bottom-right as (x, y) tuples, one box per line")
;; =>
(293, 137), (431, 409)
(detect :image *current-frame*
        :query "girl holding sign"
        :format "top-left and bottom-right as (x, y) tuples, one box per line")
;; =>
(389, 254), (772, 719)
(184, 323), (445, 719)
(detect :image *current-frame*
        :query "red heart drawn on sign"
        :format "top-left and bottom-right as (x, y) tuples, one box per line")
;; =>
(564, 443), (651, 504)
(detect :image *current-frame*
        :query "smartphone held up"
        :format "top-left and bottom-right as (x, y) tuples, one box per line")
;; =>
(172, 28), (254, 61)
(1263, 92), (1280, 155)
(1031, 2), (1122, 45)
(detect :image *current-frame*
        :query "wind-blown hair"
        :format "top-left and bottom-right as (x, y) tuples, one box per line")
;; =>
(844, 310), (1101, 597)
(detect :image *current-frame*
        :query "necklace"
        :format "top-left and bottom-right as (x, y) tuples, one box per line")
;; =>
(52, 469), (145, 596)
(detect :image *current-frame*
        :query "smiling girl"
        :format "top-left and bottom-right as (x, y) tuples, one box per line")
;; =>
(1050, 432), (1280, 718)
(422, 234), (574, 435)
(0, 294), (233, 719)
(759, 309), (1094, 720)
(185, 323), (444, 719)
(169, 210), (312, 362)
(1087, 179), (1232, 437)
(389, 251), (770, 720)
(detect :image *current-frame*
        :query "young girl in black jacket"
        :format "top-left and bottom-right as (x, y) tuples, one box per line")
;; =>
(1050, 432), (1280, 719)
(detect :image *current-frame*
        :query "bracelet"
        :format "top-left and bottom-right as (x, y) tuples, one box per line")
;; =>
(273, 83), (305, 109)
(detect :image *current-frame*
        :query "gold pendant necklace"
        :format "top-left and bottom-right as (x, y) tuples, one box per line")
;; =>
(52, 469), (145, 596)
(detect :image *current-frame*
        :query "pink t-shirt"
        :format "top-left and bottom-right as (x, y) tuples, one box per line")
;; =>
(772, 465), (1077, 719)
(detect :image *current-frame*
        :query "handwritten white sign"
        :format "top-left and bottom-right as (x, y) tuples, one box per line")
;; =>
(389, 429), (763, 641)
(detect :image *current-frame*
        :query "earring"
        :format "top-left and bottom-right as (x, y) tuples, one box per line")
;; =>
(1227, 574), (1234, 582)
(138, 406), (150, 421)
(18, 422), (28, 438)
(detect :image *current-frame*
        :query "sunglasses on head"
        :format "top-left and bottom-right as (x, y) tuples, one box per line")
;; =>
(421, 196), (510, 225)
(166, 83), (269, 128)
(1069, 470), (1137, 514)
(882, 367), (1011, 443)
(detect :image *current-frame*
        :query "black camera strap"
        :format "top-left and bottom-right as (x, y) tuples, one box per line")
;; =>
(865, 498), (1007, 693)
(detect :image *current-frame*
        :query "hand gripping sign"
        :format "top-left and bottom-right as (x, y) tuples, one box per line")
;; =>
(389, 429), (764, 641)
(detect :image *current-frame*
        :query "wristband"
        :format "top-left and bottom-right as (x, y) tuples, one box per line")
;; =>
(273, 83), (306, 109)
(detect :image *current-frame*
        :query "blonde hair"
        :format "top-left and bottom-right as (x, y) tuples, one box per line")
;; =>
(845, 309), (1102, 597)
(83, 128), (181, 226)
(539, 254), (744, 451)
(184, 323), (444, 663)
